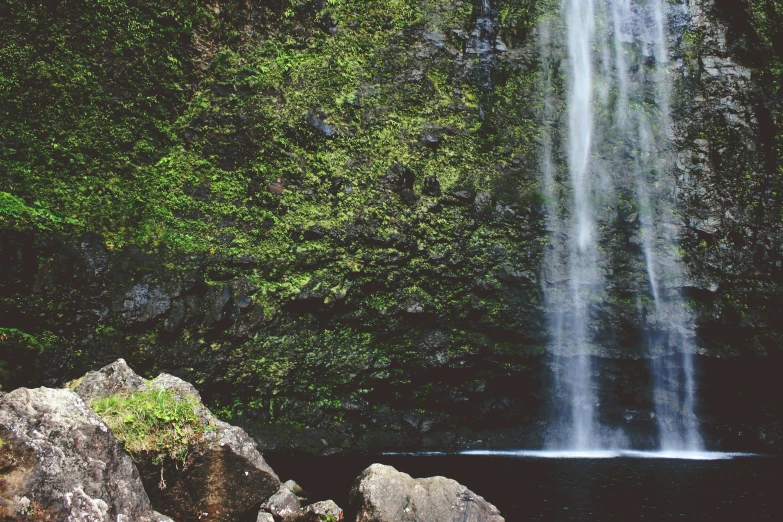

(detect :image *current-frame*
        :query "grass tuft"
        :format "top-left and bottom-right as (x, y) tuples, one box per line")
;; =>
(91, 389), (209, 464)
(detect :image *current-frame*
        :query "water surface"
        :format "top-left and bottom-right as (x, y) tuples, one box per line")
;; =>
(265, 452), (782, 521)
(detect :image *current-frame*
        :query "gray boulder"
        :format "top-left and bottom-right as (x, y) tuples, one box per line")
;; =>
(0, 387), (171, 522)
(149, 372), (202, 402)
(283, 479), (308, 502)
(350, 463), (504, 522)
(283, 479), (306, 496)
(142, 421), (280, 521)
(70, 358), (147, 402)
(260, 484), (300, 521)
(286, 500), (343, 522)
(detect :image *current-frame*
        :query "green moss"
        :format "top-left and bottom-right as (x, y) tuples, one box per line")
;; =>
(1, 0), (549, 431)
(91, 389), (209, 464)
(65, 375), (86, 392)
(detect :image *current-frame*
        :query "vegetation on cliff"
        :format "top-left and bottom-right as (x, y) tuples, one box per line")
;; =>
(1, 0), (548, 448)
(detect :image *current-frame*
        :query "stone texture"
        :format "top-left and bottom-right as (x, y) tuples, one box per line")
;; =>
(422, 175), (441, 197)
(260, 484), (300, 521)
(351, 463), (504, 522)
(121, 282), (172, 323)
(0, 387), (170, 521)
(286, 500), (343, 522)
(283, 479), (308, 501)
(145, 416), (281, 521)
(71, 358), (147, 403)
(305, 110), (337, 137)
(149, 372), (202, 402)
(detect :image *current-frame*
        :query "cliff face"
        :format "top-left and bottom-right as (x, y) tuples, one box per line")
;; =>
(670, 0), (783, 451)
(674, 0), (783, 359)
(1, 0), (781, 452)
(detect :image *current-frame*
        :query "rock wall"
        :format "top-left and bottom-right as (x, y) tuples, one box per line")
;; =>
(673, 0), (783, 358)
(0, 0), (781, 452)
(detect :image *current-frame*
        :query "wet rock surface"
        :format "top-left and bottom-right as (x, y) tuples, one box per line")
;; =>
(0, 387), (170, 521)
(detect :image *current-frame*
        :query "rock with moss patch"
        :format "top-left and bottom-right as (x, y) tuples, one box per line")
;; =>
(0, 387), (171, 521)
(78, 359), (281, 522)
(350, 463), (504, 522)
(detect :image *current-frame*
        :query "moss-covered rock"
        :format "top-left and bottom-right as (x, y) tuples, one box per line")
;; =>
(76, 360), (281, 522)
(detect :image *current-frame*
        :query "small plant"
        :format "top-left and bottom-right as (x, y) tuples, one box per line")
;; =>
(92, 389), (209, 465)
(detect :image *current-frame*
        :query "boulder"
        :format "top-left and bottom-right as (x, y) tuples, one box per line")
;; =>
(149, 372), (202, 402)
(73, 360), (281, 522)
(70, 358), (147, 402)
(0, 387), (171, 521)
(283, 479), (308, 501)
(286, 500), (343, 522)
(260, 484), (300, 521)
(350, 463), (504, 522)
(142, 418), (280, 521)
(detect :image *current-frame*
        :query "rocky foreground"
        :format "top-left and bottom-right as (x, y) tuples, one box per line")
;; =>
(0, 359), (504, 522)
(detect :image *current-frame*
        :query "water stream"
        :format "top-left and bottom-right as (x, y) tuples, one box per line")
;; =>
(542, 0), (702, 451)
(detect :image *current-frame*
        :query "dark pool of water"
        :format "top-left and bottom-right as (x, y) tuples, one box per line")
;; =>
(264, 452), (782, 521)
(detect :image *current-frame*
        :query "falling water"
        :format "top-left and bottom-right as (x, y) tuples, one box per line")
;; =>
(541, 0), (609, 450)
(541, 0), (703, 450)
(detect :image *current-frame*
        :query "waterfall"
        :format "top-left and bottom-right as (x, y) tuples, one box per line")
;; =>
(541, 0), (703, 451)
(541, 0), (610, 451)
